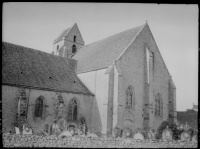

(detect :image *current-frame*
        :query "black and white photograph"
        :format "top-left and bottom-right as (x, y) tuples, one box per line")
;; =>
(2, 2), (198, 148)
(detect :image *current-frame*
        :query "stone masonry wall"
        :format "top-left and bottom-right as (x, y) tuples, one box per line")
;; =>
(115, 24), (174, 132)
(2, 85), (94, 134)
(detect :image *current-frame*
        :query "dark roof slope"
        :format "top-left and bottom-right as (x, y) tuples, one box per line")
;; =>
(54, 27), (71, 43)
(72, 24), (145, 73)
(2, 42), (93, 95)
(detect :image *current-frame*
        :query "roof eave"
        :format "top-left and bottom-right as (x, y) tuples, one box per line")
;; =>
(2, 83), (94, 96)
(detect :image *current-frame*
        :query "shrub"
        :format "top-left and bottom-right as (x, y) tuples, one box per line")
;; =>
(155, 120), (184, 140)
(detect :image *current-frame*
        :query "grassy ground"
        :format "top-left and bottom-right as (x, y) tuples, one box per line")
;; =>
(3, 133), (197, 148)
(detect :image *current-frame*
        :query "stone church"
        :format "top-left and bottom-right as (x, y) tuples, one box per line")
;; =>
(2, 22), (177, 136)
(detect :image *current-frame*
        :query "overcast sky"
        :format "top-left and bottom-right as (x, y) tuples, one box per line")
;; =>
(3, 3), (198, 111)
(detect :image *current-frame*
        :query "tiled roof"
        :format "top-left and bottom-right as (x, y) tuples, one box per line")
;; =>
(53, 27), (71, 43)
(72, 24), (145, 73)
(2, 42), (93, 95)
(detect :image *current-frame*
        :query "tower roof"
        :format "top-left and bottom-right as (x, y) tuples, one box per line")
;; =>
(53, 27), (71, 43)
(53, 23), (77, 44)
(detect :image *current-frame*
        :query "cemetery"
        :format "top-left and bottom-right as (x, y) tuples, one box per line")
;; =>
(3, 121), (198, 148)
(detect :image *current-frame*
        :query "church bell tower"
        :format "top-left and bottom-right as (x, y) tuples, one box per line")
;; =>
(52, 23), (84, 58)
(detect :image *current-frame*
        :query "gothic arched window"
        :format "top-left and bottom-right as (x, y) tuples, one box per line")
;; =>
(126, 86), (135, 110)
(72, 45), (77, 53)
(155, 93), (163, 116)
(68, 98), (78, 121)
(34, 97), (44, 117)
(57, 95), (64, 117)
(18, 88), (27, 117)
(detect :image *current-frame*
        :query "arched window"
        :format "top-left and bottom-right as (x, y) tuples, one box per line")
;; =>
(155, 93), (163, 116)
(72, 45), (77, 53)
(18, 88), (27, 117)
(34, 97), (43, 117)
(73, 36), (76, 42)
(56, 94), (64, 117)
(126, 86), (135, 110)
(57, 45), (59, 50)
(68, 98), (78, 121)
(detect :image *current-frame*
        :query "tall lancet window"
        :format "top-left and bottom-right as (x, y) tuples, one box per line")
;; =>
(34, 97), (44, 118)
(126, 86), (135, 110)
(18, 88), (27, 117)
(67, 98), (78, 121)
(155, 93), (163, 117)
(146, 47), (150, 84)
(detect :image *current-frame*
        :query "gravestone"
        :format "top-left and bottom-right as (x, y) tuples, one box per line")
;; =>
(15, 127), (20, 135)
(162, 126), (172, 141)
(123, 127), (132, 138)
(22, 124), (32, 135)
(191, 134), (197, 142)
(113, 127), (123, 138)
(58, 130), (72, 137)
(68, 126), (75, 136)
(148, 128), (155, 140)
(133, 132), (144, 141)
(52, 119), (61, 136)
(87, 132), (98, 138)
(181, 131), (191, 141)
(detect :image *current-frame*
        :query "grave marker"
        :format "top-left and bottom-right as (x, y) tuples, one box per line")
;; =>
(162, 126), (172, 141)
(180, 131), (191, 141)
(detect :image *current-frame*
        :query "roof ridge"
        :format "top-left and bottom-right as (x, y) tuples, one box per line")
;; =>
(2, 41), (71, 63)
(53, 29), (67, 42)
(2, 41), (49, 54)
(53, 24), (74, 43)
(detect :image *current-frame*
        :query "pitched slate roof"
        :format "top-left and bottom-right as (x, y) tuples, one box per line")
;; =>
(72, 24), (145, 73)
(2, 42), (93, 95)
(53, 27), (71, 43)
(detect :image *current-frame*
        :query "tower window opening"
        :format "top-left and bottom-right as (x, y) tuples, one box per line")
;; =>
(72, 45), (77, 53)
(73, 36), (76, 42)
